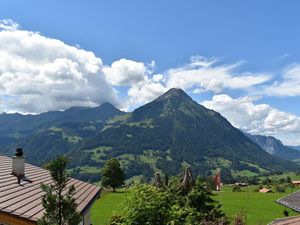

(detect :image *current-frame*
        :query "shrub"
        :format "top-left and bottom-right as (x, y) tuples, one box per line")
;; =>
(275, 185), (286, 193)
(232, 185), (242, 192)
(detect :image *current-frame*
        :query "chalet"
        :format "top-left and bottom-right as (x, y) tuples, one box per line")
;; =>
(269, 190), (300, 224)
(259, 187), (272, 193)
(269, 216), (300, 225)
(276, 190), (300, 212)
(292, 180), (300, 187)
(0, 155), (101, 225)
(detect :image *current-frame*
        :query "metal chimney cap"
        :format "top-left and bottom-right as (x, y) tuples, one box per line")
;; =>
(15, 147), (23, 157)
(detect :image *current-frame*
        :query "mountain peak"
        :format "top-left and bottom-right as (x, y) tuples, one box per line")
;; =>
(155, 88), (191, 102)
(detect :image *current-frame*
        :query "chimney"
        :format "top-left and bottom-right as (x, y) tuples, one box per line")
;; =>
(12, 147), (25, 177)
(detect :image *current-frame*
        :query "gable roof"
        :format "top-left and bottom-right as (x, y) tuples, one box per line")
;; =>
(0, 155), (101, 224)
(276, 190), (300, 212)
(269, 216), (300, 225)
(259, 188), (272, 193)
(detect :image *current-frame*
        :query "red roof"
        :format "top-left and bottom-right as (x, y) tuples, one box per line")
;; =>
(0, 155), (101, 223)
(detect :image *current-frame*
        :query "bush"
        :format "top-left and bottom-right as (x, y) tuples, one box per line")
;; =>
(233, 212), (247, 225)
(113, 177), (229, 225)
(275, 185), (286, 193)
(109, 214), (125, 225)
(232, 185), (242, 192)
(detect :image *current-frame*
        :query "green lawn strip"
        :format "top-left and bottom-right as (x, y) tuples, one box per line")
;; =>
(214, 186), (299, 225)
(91, 190), (131, 225)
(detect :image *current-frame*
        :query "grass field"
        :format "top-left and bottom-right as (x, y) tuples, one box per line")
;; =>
(91, 186), (299, 225)
(214, 186), (298, 224)
(91, 190), (131, 225)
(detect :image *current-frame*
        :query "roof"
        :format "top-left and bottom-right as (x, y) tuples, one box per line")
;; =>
(276, 190), (300, 212)
(269, 216), (300, 225)
(259, 188), (272, 193)
(0, 155), (101, 224)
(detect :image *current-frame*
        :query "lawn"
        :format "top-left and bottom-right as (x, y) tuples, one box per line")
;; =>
(91, 190), (131, 225)
(91, 186), (300, 225)
(214, 186), (299, 224)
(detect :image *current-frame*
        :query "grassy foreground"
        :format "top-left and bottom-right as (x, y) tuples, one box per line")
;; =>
(91, 190), (130, 225)
(214, 186), (298, 224)
(91, 186), (299, 225)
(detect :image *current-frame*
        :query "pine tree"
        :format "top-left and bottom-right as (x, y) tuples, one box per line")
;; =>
(101, 158), (125, 192)
(38, 156), (81, 225)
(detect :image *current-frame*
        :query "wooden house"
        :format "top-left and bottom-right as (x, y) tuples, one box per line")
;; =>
(0, 155), (101, 225)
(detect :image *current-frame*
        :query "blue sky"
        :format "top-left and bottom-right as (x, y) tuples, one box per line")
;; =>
(0, 0), (300, 145)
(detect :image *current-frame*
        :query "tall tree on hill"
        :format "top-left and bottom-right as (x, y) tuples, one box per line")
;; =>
(38, 155), (81, 225)
(101, 158), (125, 192)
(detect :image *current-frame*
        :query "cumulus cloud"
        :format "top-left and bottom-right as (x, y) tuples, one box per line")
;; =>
(103, 59), (148, 86)
(0, 20), (118, 113)
(103, 58), (166, 109)
(263, 64), (300, 97)
(202, 94), (300, 140)
(103, 56), (272, 109)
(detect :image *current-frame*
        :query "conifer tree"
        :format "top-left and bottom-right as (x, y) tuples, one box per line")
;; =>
(38, 156), (81, 225)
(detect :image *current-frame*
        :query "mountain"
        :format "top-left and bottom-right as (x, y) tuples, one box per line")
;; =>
(246, 134), (300, 160)
(0, 103), (125, 138)
(289, 146), (300, 151)
(0, 103), (125, 166)
(1, 88), (299, 183)
(76, 88), (299, 181)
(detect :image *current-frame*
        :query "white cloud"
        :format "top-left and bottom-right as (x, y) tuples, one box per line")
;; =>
(0, 20), (118, 113)
(263, 64), (300, 97)
(0, 19), (19, 31)
(202, 94), (300, 144)
(103, 58), (148, 86)
(127, 80), (167, 107)
(166, 57), (271, 93)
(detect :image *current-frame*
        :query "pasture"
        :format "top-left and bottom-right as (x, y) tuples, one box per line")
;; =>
(91, 185), (299, 225)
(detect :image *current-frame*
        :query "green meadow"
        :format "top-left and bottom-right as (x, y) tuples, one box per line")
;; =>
(91, 190), (131, 225)
(214, 186), (298, 225)
(91, 185), (299, 225)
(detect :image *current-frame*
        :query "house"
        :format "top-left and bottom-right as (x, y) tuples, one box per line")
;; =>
(259, 187), (272, 193)
(269, 216), (300, 225)
(0, 155), (101, 225)
(269, 190), (300, 224)
(276, 190), (300, 212)
(234, 182), (248, 187)
(292, 180), (300, 187)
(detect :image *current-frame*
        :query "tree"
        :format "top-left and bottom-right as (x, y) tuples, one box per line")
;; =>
(38, 155), (81, 225)
(110, 171), (229, 225)
(123, 184), (172, 225)
(101, 158), (125, 192)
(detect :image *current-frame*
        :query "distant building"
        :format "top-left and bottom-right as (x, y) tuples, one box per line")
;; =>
(259, 187), (272, 193)
(292, 180), (300, 186)
(213, 169), (221, 191)
(234, 182), (248, 187)
(0, 155), (101, 225)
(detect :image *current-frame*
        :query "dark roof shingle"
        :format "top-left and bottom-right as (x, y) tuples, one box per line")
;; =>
(0, 155), (101, 223)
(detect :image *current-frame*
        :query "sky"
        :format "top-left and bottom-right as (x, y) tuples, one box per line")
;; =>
(0, 0), (300, 145)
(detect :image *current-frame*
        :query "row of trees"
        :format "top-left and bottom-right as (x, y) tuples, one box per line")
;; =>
(103, 165), (230, 225)
(38, 156), (245, 225)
